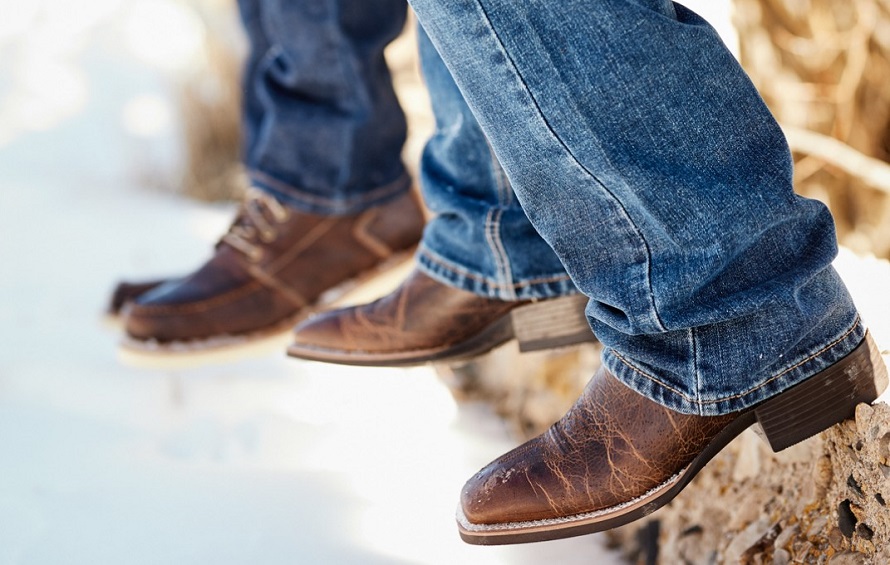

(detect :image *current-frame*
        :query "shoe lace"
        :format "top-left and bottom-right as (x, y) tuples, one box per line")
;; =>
(221, 188), (291, 262)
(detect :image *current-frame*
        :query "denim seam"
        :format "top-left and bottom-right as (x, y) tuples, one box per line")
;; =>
(487, 142), (512, 206)
(472, 0), (666, 333)
(249, 168), (410, 210)
(690, 327), (702, 415)
(418, 246), (574, 290)
(611, 315), (862, 407)
(249, 44), (284, 166)
(484, 208), (518, 300)
(485, 137), (519, 299)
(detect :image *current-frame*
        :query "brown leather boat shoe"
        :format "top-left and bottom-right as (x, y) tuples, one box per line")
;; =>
(286, 269), (595, 366)
(457, 332), (888, 545)
(120, 188), (424, 364)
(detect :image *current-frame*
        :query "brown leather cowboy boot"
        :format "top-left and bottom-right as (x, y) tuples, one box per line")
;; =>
(287, 269), (595, 366)
(456, 332), (888, 545)
(120, 188), (424, 364)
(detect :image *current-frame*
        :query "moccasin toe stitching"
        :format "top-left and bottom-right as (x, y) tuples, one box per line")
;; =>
(118, 190), (424, 349)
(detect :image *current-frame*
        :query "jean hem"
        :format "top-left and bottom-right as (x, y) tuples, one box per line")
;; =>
(416, 244), (578, 300)
(249, 168), (412, 216)
(603, 315), (866, 416)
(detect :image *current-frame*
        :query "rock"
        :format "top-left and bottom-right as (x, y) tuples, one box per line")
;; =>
(829, 527), (846, 551)
(791, 541), (814, 563)
(732, 431), (763, 482)
(812, 455), (835, 502)
(808, 515), (829, 539)
(724, 519), (777, 562)
(773, 524), (798, 551)
(828, 552), (868, 564)
(772, 548), (791, 565)
(607, 401), (890, 563)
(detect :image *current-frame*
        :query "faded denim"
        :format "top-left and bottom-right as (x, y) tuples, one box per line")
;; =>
(236, 0), (575, 299)
(408, 0), (865, 415)
(416, 27), (575, 300)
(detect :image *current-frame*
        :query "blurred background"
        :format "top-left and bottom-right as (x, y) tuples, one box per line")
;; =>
(1, 0), (888, 564)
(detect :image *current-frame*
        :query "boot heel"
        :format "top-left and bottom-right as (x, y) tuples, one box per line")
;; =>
(511, 294), (595, 353)
(754, 332), (888, 452)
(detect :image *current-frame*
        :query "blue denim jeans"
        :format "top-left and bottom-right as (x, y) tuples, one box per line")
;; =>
(408, 0), (865, 415)
(237, 0), (575, 300)
(238, 0), (411, 215)
(416, 27), (575, 299)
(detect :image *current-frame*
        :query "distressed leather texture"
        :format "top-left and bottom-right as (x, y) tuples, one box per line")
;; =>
(461, 368), (738, 525)
(124, 191), (424, 343)
(291, 269), (526, 356)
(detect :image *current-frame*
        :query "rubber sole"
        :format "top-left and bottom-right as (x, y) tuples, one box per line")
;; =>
(457, 331), (888, 545)
(285, 293), (595, 367)
(117, 321), (297, 369)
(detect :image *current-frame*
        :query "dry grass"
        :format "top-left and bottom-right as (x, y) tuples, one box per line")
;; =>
(735, 0), (890, 257)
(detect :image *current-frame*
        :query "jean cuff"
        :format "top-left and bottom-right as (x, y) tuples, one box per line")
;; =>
(603, 316), (867, 416)
(416, 244), (579, 301)
(249, 169), (413, 216)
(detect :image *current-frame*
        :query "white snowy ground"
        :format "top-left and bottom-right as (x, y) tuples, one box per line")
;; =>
(2, 2), (887, 565)
(0, 2), (624, 564)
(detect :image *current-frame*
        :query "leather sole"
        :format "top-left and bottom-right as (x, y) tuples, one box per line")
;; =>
(116, 249), (416, 369)
(456, 331), (888, 545)
(285, 293), (595, 367)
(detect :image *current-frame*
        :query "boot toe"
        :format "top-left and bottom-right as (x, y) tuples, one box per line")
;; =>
(124, 298), (191, 343)
(123, 281), (278, 344)
(107, 278), (170, 316)
(460, 440), (561, 526)
(291, 309), (353, 351)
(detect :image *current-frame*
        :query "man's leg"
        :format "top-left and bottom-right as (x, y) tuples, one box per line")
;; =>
(406, 0), (887, 542)
(287, 25), (594, 366)
(414, 26), (575, 302)
(239, 0), (410, 213)
(120, 0), (424, 363)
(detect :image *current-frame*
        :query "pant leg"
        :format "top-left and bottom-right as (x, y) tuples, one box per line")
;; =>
(237, 0), (411, 215)
(415, 26), (576, 300)
(408, 0), (864, 415)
